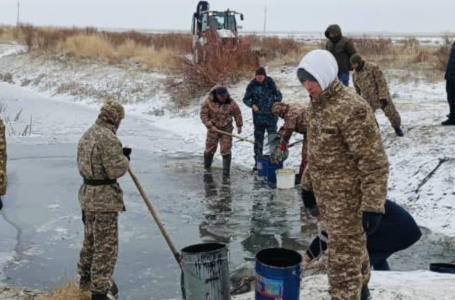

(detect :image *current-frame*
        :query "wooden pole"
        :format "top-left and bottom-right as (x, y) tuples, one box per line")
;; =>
(215, 129), (256, 145)
(128, 167), (182, 267)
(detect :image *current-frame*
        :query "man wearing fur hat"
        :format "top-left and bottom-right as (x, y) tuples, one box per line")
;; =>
(298, 50), (389, 300)
(77, 101), (130, 300)
(351, 54), (404, 136)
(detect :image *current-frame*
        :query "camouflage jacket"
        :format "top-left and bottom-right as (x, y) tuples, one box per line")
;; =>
(302, 80), (389, 213)
(200, 88), (243, 130)
(280, 104), (307, 144)
(243, 77), (283, 126)
(353, 61), (391, 110)
(77, 120), (129, 212)
(0, 119), (7, 195)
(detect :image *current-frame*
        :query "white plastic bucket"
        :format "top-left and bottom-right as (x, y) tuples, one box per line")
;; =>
(276, 169), (295, 189)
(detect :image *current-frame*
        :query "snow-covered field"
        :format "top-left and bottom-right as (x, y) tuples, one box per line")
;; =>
(0, 43), (454, 299)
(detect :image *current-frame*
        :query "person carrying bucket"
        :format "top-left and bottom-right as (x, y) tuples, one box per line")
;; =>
(302, 195), (422, 299)
(200, 86), (243, 177)
(271, 102), (308, 184)
(299, 50), (389, 300)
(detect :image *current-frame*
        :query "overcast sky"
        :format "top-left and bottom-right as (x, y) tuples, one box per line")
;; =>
(0, 0), (454, 33)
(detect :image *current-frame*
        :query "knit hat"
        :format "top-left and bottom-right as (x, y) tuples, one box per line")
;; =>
(297, 68), (317, 83)
(255, 67), (267, 77)
(350, 54), (363, 65)
(216, 86), (229, 98)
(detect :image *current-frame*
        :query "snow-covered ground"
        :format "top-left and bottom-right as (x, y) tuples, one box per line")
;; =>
(0, 43), (454, 299)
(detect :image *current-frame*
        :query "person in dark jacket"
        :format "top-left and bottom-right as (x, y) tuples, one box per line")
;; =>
(302, 197), (422, 299)
(243, 67), (283, 169)
(325, 24), (357, 86)
(442, 41), (455, 126)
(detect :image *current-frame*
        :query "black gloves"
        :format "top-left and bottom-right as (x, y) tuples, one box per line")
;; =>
(301, 190), (319, 217)
(362, 212), (383, 236)
(122, 147), (132, 161)
(379, 99), (388, 108)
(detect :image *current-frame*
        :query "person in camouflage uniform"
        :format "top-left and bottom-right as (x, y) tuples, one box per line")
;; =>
(351, 54), (404, 137)
(77, 101), (130, 300)
(243, 67), (283, 170)
(0, 119), (7, 211)
(200, 86), (243, 177)
(298, 50), (389, 300)
(325, 24), (357, 87)
(272, 102), (308, 181)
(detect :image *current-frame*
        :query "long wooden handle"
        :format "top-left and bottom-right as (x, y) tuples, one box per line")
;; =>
(128, 167), (182, 267)
(215, 129), (256, 144)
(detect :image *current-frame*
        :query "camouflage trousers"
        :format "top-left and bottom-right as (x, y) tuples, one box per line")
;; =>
(315, 179), (370, 300)
(77, 211), (118, 294)
(205, 126), (233, 156)
(371, 99), (402, 129)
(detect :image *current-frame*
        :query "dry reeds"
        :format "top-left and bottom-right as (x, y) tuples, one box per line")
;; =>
(38, 282), (90, 300)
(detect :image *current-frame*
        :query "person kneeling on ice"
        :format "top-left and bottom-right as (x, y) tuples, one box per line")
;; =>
(77, 101), (130, 300)
(302, 194), (422, 300)
(200, 86), (243, 177)
(272, 102), (308, 183)
(299, 49), (389, 300)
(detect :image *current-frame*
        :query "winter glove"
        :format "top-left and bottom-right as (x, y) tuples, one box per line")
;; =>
(301, 190), (319, 217)
(362, 212), (383, 236)
(379, 99), (388, 109)
(279, 144), (287, 152)
(237, 127), (242, 134)
(122, 147), (132, 161)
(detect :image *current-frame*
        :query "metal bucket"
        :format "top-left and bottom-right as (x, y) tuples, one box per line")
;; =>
(181, 243), (231, 300)
(255, 248), (302, 300)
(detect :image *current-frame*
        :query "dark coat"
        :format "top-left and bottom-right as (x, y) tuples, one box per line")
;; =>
(306, 200), (422, 259)
(243, 77), (283, 126)
(325, 24), (357, 74)
(445, 42), (455, 81)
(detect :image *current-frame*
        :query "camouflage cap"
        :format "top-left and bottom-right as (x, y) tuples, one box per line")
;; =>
(350, 54), (363, 65)
(272, 102), (289, 118)
(98, 101), (125, 127)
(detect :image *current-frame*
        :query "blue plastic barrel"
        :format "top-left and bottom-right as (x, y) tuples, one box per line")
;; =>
(266, 163), (283, 184)
(257, 155), (270, 177)
(255, 248), (302, 300)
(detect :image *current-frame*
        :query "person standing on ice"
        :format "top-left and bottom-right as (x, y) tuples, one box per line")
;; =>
(442, 40), (455, 126)
(302, 196), (422, 300)
(200, 86), (243, 177)
(325, 24), (357, 87)
(299, 50), (389, 300)
(351, 54), (404, 137)
(77, 101), (130, 300)
(243, 67), (283, 171)
(0, 118), (6, 211)
(271, 102), (308, 183)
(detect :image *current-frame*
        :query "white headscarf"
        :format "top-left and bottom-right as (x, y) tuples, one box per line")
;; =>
(297, 50), (338, 91)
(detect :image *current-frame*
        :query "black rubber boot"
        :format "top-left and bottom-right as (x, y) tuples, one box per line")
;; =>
(361, 285), (372, 300)
(204, 153), (214, 170)
(0, 196), (3, 211)
(223, 154), (232, 178)
(442, 118), (455, 126)
(91, 294), (110, 300)
(394, 127), (404, 137)
(252, 156), (258, 172)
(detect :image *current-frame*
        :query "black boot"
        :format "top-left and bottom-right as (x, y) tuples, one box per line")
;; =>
(91, 294), (110, 300)
(0, 196), (3, 211)
(394, 127), (404, 137)
(223, 154), (231, 178)
(442, 118), (455, 126)
(253, 156), (258, 172)
(361, 285), (372, 300)
(204, 153), (214, 170)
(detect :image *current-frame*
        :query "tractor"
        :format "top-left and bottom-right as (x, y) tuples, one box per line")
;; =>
(191, 1), (245, 63)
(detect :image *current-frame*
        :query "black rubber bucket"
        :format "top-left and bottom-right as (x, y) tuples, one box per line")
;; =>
(181, 243), (230, 300)
(430, 263), (455, 274)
